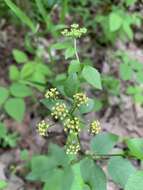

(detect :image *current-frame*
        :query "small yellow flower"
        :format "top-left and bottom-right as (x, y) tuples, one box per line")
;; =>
(37, 120), (49, 136)
(45, 88), (59, 99)
(89, 120), (101, 135)
(73, 92), (89, 107)
(66, 140), (80, 155)
(51, 103), (68, 120)
(61, 24), (87, 38)
(64, 117), (80, 134)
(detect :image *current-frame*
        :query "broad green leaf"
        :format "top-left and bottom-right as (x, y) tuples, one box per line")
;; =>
(13, 49), (28, 63)
(125, 171), (143, 190)
(43, 168), (73, 190)
(20, 62), (35, 79)
(134, 94), (143, 104)
(9, 65), (20, 81)
(71, 164), (85, 190)
(82, 65), (102, 89)
(4, 0), (36, 32)
(36, 63), (52, 76)
(109, 12), (122, 32)
(108, 157), (136, 188)
(90, 132), (119, 154)
(126, 138), (143, 160)
(68, 60), (81, 74)
(4, 98), (25, 122)
(65, 47), (75, 59)
(10, 83), (32, 97)
(123, 22), (133, 40)
(52, 42), (70, 50)
(80, 158), (107, 190)
(125, 0), (137, 6)
(120, 63), (132, 80)
(0, 87), (9, 106)
(0, 180), (8, 189)
(64, 73), (79, 96)
(79, 98), (94, 114)
(136, 71), (143, 83)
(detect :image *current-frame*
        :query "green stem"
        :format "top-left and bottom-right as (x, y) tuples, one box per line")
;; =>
(74, 38), (80, 62)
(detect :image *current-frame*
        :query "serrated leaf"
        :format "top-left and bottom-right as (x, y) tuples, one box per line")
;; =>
(80, 158), (107, 190)
(0, 87), (9, 106)
(20, 62), (35, 79)
(64, 73), (79, 96)
(109, 12), (122, 32)
(65, 47), (75, 59)
(82, 65), (102, 89)
(9, 65), (20, 81)
(108, 157), (136, 188)
(10, 83), (32, 97)
(120, 63), (132, 80)
(68, 60), (81, 74)
(125, 171), (143, 190)
(126, 138), (143, 160)
(90, 132), (119, 154)
(4, 98), (25, 122)
(13, 49), (28, 63)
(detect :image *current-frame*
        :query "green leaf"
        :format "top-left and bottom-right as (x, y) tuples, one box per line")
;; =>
(65, 47), (75, 59)
(64, 73), (79, 97)
(79, 98), (94, 114)
(10, 83), (32, 97)
(9, 65), (20, 81)
(136, 71), (143, 83)
(13, 49), (28, 63)
(52, 42), (70, 50)
(90, 132), (119, 154)
(4, 0), (36, 32)
(0, 122), (7, 138)
(108, 157), (136, 188)
(0, 180), (8, 189)
(126, 138), (143, 160)
(4, 98), (25, 122)
(125, 171), (143, 190)
(0, 87), (9, 106)
(125, 0), (137, 6)
(123, 22), (133, 40)
(109, 12), (122, 32)
(20, 62), (35, 79)
(71, 163), (85, 190)
(80, 158), (107, 190)
(82, 65), (102, 89)
(68, 60), (81, 74)
(120, 63), (132, 80)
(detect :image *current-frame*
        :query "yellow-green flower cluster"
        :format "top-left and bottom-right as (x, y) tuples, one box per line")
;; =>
(73, 92), (89, 107)
(66, 142), (80, 154)
(51, 103), (68, 120)
(37, 120), (49, 136)
(64, 117), (80, 134)
(61, 24), (87, 38)
(45, 88), (59, 99)
(89, 120), (101, 135)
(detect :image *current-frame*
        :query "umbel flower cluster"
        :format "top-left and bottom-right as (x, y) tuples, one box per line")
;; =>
(51, 103), (68, 120)
(37, 120), (50, 136)
(89, 120), (101, 135)
(64, 117), (80, 134)
(61, 23), (87, 38)
(37, 88), (101, 154)
(73, 92), (89, 107)
(45, 88), (59, 99)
